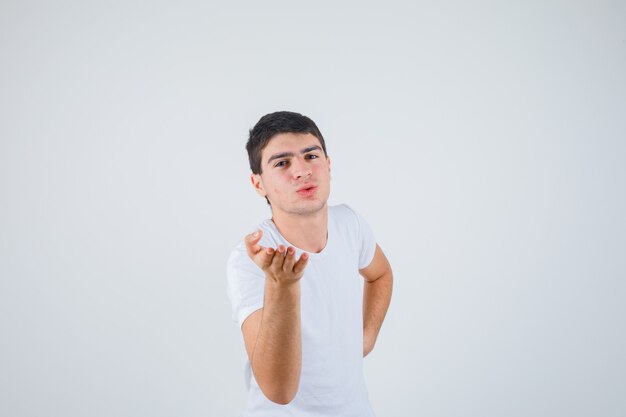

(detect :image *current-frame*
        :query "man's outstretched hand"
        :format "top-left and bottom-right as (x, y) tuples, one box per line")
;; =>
(245, 229), (309, 285)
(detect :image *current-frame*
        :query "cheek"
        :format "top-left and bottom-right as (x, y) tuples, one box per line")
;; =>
(268, 175), (289, 193)
(314, 164), (330, 178)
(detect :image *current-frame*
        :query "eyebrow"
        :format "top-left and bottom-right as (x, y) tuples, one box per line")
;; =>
(267, 145), (323, 165)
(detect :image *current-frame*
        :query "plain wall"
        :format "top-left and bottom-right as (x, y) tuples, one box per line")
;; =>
(1, 1), (625, 416)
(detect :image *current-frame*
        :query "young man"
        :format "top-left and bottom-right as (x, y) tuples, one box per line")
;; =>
(227, 111), (393, 416)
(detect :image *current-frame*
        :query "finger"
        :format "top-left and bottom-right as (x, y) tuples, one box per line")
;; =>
(282, 246), (297, 271)
(259, 246), (275, 270)
(293, 252), (309, 274)
(244, 229), (263, 257)
(269, 244), (287, 271)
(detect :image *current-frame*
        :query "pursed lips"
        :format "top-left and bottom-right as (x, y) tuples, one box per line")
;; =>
(297, 184), (317, 192)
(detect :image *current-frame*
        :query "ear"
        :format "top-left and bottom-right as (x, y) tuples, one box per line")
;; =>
(250, 173), (267, 198)
(327, 155), (331, 179)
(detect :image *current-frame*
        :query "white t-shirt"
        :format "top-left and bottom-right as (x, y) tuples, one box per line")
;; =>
(227, 204), (378, 417)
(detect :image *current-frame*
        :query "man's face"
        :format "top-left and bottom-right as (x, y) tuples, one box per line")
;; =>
(250, 132), (331, 216)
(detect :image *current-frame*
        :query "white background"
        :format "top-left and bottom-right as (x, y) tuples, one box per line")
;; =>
(1, 1), (625, 416)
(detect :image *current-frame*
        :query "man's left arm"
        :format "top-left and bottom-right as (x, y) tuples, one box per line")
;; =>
(359, 244), (393, 357)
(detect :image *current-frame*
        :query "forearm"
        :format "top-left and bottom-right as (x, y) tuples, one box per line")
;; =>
(363, 269), (393, 356)
(252, 280), (302, 404)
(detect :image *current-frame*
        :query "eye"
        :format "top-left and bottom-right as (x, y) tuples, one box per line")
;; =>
(275, 160), (287, 167)
(306, 154), (319, 160)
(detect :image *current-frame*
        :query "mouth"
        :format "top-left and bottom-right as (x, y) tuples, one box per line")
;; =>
(296, 185), (318, 197)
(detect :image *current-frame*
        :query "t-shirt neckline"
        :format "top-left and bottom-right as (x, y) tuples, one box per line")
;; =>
(263, 210), (333, 261)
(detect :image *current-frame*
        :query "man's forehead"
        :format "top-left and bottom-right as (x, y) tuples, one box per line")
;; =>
(265, 132), (319, 147)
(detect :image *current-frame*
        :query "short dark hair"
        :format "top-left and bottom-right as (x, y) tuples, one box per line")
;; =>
(246, 111), (328, 205)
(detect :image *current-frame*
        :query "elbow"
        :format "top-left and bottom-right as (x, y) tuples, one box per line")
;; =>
(251, 353), (302, 405)
(258, 376), (300, 405)
(269, 393), (297, 405)
(253, 366), (300, 404)
(264, 386), (299, 405)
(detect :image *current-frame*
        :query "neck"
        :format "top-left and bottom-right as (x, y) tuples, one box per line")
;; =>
(271, 204), (328, 253)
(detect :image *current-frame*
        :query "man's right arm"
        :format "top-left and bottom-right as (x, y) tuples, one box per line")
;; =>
(242, 279), (301, 404)
(242, 234), (309, 405)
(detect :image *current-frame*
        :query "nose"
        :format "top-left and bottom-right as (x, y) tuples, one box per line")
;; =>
(291, 157), (312, 179)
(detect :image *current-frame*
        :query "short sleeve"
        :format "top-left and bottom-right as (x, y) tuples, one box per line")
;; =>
(226, 244), (265, 327)
(343, 205), (377, 270)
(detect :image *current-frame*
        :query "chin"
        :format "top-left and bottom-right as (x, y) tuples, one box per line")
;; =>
(289, 199), (327, 215)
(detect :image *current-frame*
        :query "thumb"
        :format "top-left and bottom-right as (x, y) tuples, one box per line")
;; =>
(245, 229), (263, 257)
